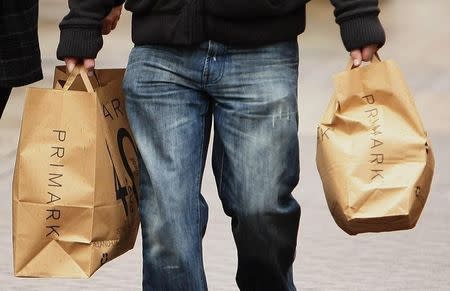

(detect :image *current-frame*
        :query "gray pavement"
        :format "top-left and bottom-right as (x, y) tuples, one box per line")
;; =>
(1, 1), (450, 290)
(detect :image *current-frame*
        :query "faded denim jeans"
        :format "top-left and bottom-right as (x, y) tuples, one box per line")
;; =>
(123, 40), (301, 291)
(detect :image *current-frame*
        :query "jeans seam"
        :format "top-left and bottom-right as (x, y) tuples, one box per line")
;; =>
(196, 105), (208, 290)
(201, 43), (211, 88)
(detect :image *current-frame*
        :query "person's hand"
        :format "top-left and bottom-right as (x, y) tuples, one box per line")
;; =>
(65, 58), (96, 76)
(350, 44), (379, 67)
(64, 5), (123, 75)
(101, 5), (122, 35)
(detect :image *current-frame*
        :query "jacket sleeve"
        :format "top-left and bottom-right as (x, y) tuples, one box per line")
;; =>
(57, 0), (126, 60)
(330, 0), (386, 51)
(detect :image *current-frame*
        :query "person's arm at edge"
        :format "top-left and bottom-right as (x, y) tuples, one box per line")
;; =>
(330, 0), (386, 66)
(56, 0), (125, 74)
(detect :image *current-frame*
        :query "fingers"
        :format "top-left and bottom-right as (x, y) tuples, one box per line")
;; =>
(111, 18), (119, 31)
(351, 44), (379, 67)
(362, 44), (379, 62)
(64, 58), (95, 75)
(350, 49), (362, 67)
(114, 5), (123, 15)
(65, 57), (79, 73)
(102, 18), (113, 35)
(64, 58), (95, 76)
(102, 5), (122, 35)
(83, 59), (96, 77)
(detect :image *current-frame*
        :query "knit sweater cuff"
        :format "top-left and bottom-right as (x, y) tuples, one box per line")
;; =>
(339, 15), (386, 51)
(57, 29), (103, 60)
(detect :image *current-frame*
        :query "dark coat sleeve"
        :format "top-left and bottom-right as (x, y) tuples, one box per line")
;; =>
(0, 0), (43, 87)
(57, 0), (126, 60)
(330, 0), (386, 51)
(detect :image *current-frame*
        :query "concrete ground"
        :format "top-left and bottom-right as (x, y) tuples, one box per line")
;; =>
(1, 0), (449, 290)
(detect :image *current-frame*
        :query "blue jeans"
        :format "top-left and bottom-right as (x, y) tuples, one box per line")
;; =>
(123, 40), (301, 291)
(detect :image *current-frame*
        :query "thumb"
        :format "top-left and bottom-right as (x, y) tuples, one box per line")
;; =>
(350, 49), (362, 67)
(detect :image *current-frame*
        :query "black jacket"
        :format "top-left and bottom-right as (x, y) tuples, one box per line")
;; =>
(57, 0), (385, 60)
(0, 0), (43, 87)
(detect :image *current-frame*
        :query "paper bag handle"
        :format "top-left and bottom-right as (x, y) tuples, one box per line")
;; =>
(346, 52), (381, 70)
(62, 65), (95, 93)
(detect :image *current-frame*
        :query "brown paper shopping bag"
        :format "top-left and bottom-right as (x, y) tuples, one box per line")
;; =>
(316, 55), (435, 235)
(12, 66), (140, 277)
